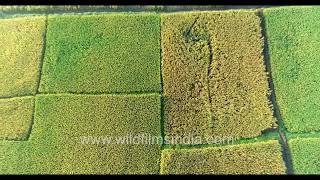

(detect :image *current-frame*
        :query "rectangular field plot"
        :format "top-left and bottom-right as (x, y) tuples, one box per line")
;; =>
(288, 137), (320, 174)
(0, 16), (46, 97)
(161, 10), (275, 143)
(0, 94), (161, 174)
(39, 13), (161, 94)
(264, 7), (320, 133)
(0, 97), (34, 140)
(160, 140), (286, 174)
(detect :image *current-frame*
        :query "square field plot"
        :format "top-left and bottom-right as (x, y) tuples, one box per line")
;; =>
(0, 94), (161, 174)
(39, 13), (161, 94)
(264, 7), (320, 133)
(0, 16), (46, 97)
(160, 140), (286, 174)
(0, 97), (34, 140)
(289, 137), (320, 174)
(161, 10), (275, 142)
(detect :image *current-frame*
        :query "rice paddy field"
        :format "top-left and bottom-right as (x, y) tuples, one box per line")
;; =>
(1, 5), (320, 175)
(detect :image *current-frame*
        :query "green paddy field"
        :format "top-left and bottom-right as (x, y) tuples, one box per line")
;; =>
(1, 6), (320, 174)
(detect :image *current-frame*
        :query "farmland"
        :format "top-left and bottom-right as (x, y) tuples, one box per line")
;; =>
(160, 140), (286, 174)
(0, 16), (46, 97)
(264, 7), (320, 133)
(161, 11), (275, 142)
(1, 6), (320, 175)
(1, 94), (161, 174)
(0, 97), (34, 141)
(288, 137), (320, 174)
(39, 13), (161, 93)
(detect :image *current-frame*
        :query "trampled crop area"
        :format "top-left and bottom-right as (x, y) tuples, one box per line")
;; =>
(161, 11), (275, 142)
(1, 6), (320, 175)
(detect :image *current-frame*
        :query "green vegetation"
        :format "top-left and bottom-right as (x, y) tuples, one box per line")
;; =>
(0, 97), (34, 141)
(264, 6), (320, 133)
(160, 140), (286, 174)
(288, 137), (320, 174)
(161, 10), (275, 143)
(286, 131), (320, 140)
(162, 130), (280, 150)
(2, 7), (320, 175)
(0, 16), (46, 97)
(0, 94), (161, 174)
(39, 13), (161, 94)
